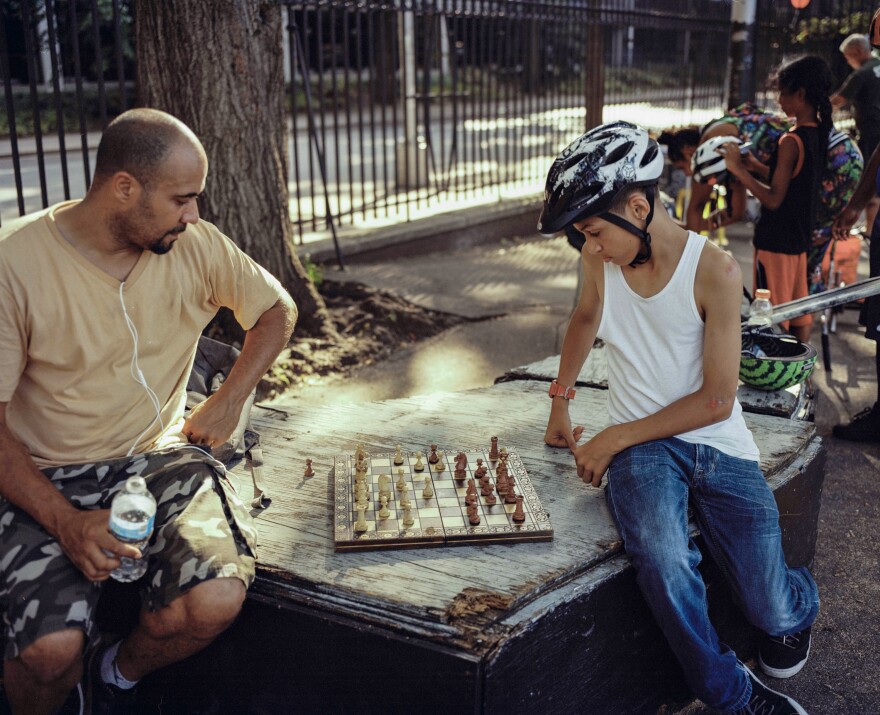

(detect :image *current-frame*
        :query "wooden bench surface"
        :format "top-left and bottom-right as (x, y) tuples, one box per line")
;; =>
(235, 380), (815, 643)
(497, 346), (812, 420)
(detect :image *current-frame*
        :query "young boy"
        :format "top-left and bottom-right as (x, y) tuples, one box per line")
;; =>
(538, 122), (818, 715)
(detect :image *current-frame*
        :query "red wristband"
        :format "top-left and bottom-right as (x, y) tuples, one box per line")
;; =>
(548, 380), (576, 400)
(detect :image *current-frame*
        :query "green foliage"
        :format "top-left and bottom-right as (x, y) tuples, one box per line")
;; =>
(0, 86), (135, 139)
(792, 11), (874, 45)
(302, 255), (323, 287)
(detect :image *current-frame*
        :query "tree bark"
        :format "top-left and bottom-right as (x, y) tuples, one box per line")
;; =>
(134, 0), (338, 340)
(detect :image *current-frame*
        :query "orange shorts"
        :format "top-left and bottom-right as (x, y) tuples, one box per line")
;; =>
(754, 249), (812, 330)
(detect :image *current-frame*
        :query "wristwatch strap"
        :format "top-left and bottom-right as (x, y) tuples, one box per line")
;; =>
(548, 379), (576, 400)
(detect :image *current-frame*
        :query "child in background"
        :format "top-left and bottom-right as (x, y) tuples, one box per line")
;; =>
(721, 55), (834, 343)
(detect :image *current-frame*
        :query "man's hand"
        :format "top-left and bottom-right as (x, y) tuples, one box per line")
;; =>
(54, 509), (141, 582)
(182, 393), (243, 449)
(833, 202), (863, 240)
(544, 407), (584, 451)
(573, 426), (621, 488)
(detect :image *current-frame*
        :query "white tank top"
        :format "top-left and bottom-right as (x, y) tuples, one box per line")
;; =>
(596, 231), (760, 462)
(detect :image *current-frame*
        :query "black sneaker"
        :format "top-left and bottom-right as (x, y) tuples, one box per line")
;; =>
(735, 666), (808, 715)
(759, 626), (811, 679)
(84, 639), (138, 715)
(832, 403), (880, 442)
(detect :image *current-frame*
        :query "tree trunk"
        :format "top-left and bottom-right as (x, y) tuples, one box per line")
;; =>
(134, 0), (338, 341)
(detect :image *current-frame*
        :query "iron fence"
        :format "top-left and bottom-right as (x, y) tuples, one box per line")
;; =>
(1, 0), (874, 240)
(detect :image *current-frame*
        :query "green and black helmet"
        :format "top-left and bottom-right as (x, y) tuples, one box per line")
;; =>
(740, 331), (817, 391)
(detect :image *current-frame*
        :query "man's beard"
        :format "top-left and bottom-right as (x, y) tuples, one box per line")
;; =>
(110, 210), (184, 255)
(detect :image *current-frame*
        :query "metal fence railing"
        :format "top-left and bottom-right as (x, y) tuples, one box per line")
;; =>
(3, 0), (875, 240)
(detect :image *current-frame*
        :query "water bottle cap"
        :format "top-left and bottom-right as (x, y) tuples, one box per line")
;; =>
(755, 289), (771, 300)
(126, 476), (147, 493)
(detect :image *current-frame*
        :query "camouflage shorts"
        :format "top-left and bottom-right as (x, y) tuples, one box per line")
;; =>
(0, 447), (257, 660)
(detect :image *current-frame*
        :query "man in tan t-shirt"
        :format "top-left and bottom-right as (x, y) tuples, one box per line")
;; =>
(0, 108), (296, 714)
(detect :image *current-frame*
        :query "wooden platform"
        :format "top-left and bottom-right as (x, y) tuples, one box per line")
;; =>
(135, 380), (825, 714)
(497, 344), (814, 420)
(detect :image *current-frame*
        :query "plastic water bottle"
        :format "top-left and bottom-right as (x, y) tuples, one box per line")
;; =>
(109, 476), (156, 582)
(747, 288), (773, 328)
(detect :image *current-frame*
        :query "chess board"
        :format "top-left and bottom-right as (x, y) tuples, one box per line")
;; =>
(332, 445), (553, 552)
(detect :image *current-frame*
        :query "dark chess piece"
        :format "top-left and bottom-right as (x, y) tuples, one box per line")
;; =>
(428, 444), (439, 464)
(489, 436), (499, 461)
(512, 495), (526, 522)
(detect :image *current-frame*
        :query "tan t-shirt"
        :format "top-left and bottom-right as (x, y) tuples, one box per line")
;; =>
(0, 202), (285, 467)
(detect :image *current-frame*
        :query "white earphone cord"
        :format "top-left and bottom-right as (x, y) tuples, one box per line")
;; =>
(119, 282), (164, 456)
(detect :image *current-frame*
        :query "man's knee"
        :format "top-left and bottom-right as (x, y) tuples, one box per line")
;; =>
(15, 629), (84, 686)
(142, 577), (246, 640)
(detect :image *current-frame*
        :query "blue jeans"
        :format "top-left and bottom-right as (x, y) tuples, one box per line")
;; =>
(605, 438), (819, 712)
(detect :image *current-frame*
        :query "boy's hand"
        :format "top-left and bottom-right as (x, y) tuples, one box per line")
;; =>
(544, 408), (584, 451)
(573, 427), (621, 488)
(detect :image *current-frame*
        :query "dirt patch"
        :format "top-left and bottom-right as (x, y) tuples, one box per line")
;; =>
(257, 279), (466, 400)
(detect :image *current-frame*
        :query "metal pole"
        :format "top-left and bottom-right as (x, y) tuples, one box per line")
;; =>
(726, 0), (757, 109)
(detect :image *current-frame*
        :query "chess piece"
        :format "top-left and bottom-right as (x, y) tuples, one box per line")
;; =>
(512, 495), (526, 522)
(467, 503), (480, 525)
(304, 459), (315, 478)
(355, 483), (368, 505)
(505, 486), (518, 504)
(394, 445), (404, 466)
(499, 447), (508, 462)
(485, 490), (497, 506)
(400, 492), (411, 509)
(481, 478), (493, 497)
(402, 507), (414, 528)
(422, 478), (434, 499)
(413, 452), (425, 472)
(496, 472), (509, 495)
(355, 502), (369, 532)
(454, 464), (467, 480)
(378, 474), (391, 498)
(378, 495), (391, 519)
(475, 458), (486, 477)
(428, 445), (439, 464)
(396, 468), (407, 491)
(434, 452), (446, 472)
(465, 479), (478, 505)
(455, 451), (467, 468)
(489, 436), (499, 460)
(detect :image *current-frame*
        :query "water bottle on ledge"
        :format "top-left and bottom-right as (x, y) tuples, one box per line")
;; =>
(747, 289), (773, 328)
(109, 476), (157, 582)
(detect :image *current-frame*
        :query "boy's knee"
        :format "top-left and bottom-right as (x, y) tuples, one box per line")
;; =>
(17, 629), (84, 685)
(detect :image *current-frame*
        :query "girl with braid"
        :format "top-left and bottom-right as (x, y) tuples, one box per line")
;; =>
(720, 55), (834, 344)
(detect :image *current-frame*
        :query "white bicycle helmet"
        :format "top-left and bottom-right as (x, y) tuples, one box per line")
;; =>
(691, 136), (743, 185)
(537, 121), (664, 266)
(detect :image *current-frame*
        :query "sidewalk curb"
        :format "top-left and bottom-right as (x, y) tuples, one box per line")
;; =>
(301, 196), (542, 264)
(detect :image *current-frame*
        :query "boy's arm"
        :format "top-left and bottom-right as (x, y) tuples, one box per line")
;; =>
(573, 248), (742, 486)
(544, 251), (602, 450)
(722, 136), (799, 211)
(0, 403), (139, 581)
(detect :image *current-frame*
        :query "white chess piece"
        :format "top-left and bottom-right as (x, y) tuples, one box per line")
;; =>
(355, 502), (368, 532)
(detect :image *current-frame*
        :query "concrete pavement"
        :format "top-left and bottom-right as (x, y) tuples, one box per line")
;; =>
(269, 219), (880, 713)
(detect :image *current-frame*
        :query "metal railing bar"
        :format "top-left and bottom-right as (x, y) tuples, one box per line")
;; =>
(69, 0), (92, 190)
(89, 0), (108, 128)
(20, 0), (49, 208)
(0, 8), (25, 220)
(45, 0), (70, 200)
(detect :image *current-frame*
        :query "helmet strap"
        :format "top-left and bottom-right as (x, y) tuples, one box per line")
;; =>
(599, 186), (655, 267)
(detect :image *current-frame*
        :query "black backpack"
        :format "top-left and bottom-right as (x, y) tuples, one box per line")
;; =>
(185, 336), (270, 508)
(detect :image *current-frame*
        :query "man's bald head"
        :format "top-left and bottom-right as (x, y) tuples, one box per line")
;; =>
(92, 108), (205, 189)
